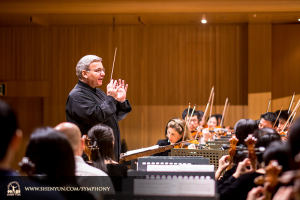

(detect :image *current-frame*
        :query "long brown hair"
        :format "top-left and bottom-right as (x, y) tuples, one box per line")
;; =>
(88, 124), (115, 173)
(167, 119), (192, 141)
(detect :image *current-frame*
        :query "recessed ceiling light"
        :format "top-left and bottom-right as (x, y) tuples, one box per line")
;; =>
(201, 19), (207, 24)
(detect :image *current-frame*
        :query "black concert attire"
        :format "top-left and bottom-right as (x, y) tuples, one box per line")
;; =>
(66, 80), (132, 162)
(218, 171), (263, 200)
(153, 139), (171, 156)
(106, 164), (128, 192)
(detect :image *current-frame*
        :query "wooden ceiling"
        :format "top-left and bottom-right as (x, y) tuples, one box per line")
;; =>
(0, 0), (299, 25)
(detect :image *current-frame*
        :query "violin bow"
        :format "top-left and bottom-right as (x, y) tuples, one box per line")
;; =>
(181, 104), (196, 148)
(209, 92), (215, 128)
(291, 112), (297, 124)
(183, 103), (191, 142)
(110, 47), (117, 80)
(201, 86), (214, 126)
(288, 92), (295, 115)
(220, 98), (228, 127)
(186, 103), (191, 120)
(273, 107), (283, 128)
(266, 98), (271, 112)
(282, 99), (300, 132)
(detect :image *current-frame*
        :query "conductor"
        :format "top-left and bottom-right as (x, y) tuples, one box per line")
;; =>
(66, 55), (132, 162)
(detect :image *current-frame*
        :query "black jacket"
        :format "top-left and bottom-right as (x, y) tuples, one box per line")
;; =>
(66, 80), (132, 161)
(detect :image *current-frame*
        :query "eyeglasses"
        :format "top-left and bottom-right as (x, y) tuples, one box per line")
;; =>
(189, 119), (199, 123)
(87, 68), (105, 73)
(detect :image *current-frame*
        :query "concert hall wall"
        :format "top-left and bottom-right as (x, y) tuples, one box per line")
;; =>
(0, 23), (299, 168)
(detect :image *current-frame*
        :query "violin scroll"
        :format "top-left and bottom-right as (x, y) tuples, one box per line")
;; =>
(18, 157), (36, 175)
(227, 135), (239, 170)
(82, 135), (99, 161)
(245, 134), (258, 170)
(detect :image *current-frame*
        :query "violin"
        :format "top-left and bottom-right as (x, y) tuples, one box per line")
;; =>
(173, 139), (200, 149)
(245, 134), (258, 170)
(254, 160), (282, 200)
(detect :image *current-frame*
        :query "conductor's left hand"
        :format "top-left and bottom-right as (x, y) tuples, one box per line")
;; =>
(116, 79), (128, 102)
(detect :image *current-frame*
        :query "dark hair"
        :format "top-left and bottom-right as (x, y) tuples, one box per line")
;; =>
(260, 112), (277, 125)
(182, 109), (203, 121)
(255, 119), (260, 127)
(253, 128), (281, 163)
(273, 110), (289, 127)
(214, 114), (223, 126)
(88, 124), (115, 173)
(232, 119), (259, 164)
(25, 127), (76, 186)
(288, 117), (300, 157)
(0, 100), (19, 160)
(278, 110), (290, 121)
(234, 119), (258, 146)
(263, 141), (294, 172)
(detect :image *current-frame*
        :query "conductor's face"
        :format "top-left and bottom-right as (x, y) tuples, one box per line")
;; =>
(86, 61), (105, 88)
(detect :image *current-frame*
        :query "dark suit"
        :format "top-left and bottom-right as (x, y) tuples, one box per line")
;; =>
(66, 80), (132, 161)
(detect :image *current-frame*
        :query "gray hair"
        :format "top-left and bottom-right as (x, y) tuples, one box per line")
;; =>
(76, 55), (102, 79)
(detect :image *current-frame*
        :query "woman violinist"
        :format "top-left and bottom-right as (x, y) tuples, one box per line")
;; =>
(167, 118), (199, 148)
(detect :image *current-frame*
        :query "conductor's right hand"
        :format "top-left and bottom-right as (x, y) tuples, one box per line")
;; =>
(107, 79), (121, 99)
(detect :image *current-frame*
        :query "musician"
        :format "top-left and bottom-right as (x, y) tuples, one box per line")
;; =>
(218, 129), (289, 200)
(258, 112), (276, 129)
(182, 109), (204, 130)
(207, 115), (218, 128)
(167, 118), (199, 147)
(26, 127), (95, 200)
(88, 124), (128, 192)
(274, 110), (290, 133)
(0, 100), (65, 200)
(65, 55), (132, 162)
(217, 119), (258, 185)
(55, 122), (115, 199)
(214, 114), (223, 126)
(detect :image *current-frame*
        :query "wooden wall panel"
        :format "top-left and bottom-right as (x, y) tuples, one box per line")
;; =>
(0, 24), (248, 153)
(1, 97), (44, 170)
(248, 23), (272, 120)
(272, 24), (300, 100)
(0, 27), (48, 81)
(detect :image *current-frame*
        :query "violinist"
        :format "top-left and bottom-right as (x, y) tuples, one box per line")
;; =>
(217, 119), (258, 185)
(218, 128), (290, 200)
(25, 127), (95, 200)
(182, 109), (204, 131)
(167, 118), (199, 148)
(88, 124), (128, 192)
(207, 115), (218, 128)
(259, 112), (277, 129)
(55, 122), (115, 199)
(274, 110), (290, 133)
(183, 109), (204, 138)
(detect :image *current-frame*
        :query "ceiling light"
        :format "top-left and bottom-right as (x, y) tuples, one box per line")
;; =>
(201, 19), (207, 24)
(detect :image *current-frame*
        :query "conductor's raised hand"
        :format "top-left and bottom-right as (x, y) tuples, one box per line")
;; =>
(116, 79), (128, 103)
(107, 79), (121, 99)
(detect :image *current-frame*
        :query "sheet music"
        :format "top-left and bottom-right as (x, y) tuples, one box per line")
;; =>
(146, 164), (214, 172)
(134, 179), (215, 196)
